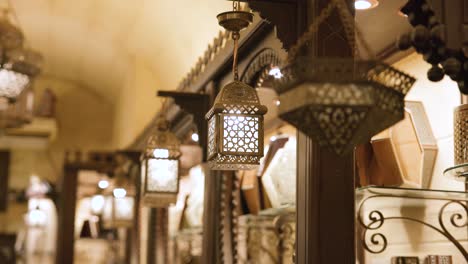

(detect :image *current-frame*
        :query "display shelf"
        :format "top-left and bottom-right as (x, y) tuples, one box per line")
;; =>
(444, 163), (468, 182)
(355, 186), (468, 260)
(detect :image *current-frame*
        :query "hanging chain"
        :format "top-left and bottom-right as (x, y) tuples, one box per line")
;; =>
(231, 0), (241, 81)
(287, 0), (375, 63)
(232, 31), (240, 81)
(233, 0), (240, 11)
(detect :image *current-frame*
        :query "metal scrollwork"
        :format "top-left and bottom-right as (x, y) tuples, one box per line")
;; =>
(358, 195), (468, 261)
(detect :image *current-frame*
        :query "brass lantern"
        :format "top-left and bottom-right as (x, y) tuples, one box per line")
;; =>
(273, 0), (415, 155)
(206, 2), (267, 170)
(102, 192), (135, 229)
(142, 117), (181, 207)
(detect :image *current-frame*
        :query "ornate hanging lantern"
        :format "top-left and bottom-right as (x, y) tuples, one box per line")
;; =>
(141, 115), (181, 207)
(273, 0), (416, 155)
(0, 7), (42, 101)
(0, 85), (34, 128)
(206, 1), (267, 170)
(102, 192), (135, 229)
(102, 172), (135, 228)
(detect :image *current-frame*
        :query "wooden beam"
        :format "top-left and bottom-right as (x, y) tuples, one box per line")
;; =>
(157, 91), (210, 161)
(55, 165), (79, 264)
(0, 151), (10, 212)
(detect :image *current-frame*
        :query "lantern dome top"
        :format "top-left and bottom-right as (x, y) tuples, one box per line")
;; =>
(0, 18), (24, 50)
(206, 81), (268, 119)
(145, 117), (181, 159)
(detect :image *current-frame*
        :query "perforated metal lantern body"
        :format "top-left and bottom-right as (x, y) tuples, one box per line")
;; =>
(206, 81), (268, 170)
(142, 118), (181, 207)
(274, 58), (415, 155)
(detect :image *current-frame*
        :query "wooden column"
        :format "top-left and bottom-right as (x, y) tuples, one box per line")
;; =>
(201, 166), (223, 263)
(0, 151), (10, 212)
(55, 165), (78, 264)
(147, 208), (169, 264)
(295, 0), (356, 263)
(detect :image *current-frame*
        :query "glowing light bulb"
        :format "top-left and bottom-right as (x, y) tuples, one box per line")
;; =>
(153, 148), (169, 158)
(98, 180), (109, 189)
(354, 0), (378, 10)
(28, 207), (46, 227)
(113, 188), (127, 198)
(275, 100), (281, 106)
(191, 133), (199, 142)
(268, 67), (283, 79)
(91, 195), (105, 214)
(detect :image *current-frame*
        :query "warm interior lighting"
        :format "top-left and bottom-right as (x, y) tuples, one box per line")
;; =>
(268, 67), (283, 79)
(0, 68), (30, 98)
(142, 116), (181, 207)
(275, 99), (281, 106)
(153, 148), (169, 158)
(90, 194), (105, 215)
(27, 206), (47, 227)
(354, 0), (378, 10)
(191, 132), (199, 142)
(98, 180), (109, 189)
(113, 188), (127, 198)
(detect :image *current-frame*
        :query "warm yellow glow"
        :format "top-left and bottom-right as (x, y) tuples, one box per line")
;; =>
(113, 188), (127, 198)
(153, 148), (169, 158)
(98, 180), (109, 189)
(268, 67), (283, 79)
(354, 0), (379, 10)
(90, 195), (105, 215)
(147, 159), (178, 192)
(27, 207), (47, 227)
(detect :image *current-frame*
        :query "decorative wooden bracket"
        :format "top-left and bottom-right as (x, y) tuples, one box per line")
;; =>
(234, 0), (307, 50)
(157, 91), (210, 161)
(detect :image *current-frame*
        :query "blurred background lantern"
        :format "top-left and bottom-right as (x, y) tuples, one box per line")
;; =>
(142, 116), (181, 207)
(26, 205), (47, 228)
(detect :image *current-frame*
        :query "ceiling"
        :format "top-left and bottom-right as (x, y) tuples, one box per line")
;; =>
(8, 0), (411, 103)
(10, 0), (232, 101)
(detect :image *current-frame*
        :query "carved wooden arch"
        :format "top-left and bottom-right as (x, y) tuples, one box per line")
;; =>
(240, 48), (283, 88)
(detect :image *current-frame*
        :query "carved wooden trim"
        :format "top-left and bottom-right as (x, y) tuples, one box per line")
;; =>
(240, 48), (283, 87)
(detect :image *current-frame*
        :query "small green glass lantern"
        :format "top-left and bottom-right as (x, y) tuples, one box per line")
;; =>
(141, 117), (181, 207)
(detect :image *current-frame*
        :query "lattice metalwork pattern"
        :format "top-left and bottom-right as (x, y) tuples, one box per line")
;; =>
(454, 104), (468, 165)
(222, 115), (259, 154)
(208, 154), (260, 170)
(208, 116), (217, 157)
(206, 81), (267, 170)
(145, 118), (181, 159)
(274, 57), (415, 155)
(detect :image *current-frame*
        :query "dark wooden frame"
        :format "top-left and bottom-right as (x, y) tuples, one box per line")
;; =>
(55, 151), (141, 264)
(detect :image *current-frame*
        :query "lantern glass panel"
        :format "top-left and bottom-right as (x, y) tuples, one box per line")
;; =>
(222, 114), (260, 154)
(114, 197), (134, 221)
(146, 158), (179, 193)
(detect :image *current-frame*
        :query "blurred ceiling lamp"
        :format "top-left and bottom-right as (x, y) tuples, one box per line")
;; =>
(354, 0), (379, 10)
(397, 0), (468, 94)
(206, 1), (267, 170)
(273, 0), (415, 155)
(191, 132), (199, 142)
(0, 7), (43, 101)
(113, 188), (126, 198)
(98, 179), (109, 189)
(26, 206), (47, 228)
(90, 194), (105, 215)
(141, 115), (181, 207)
